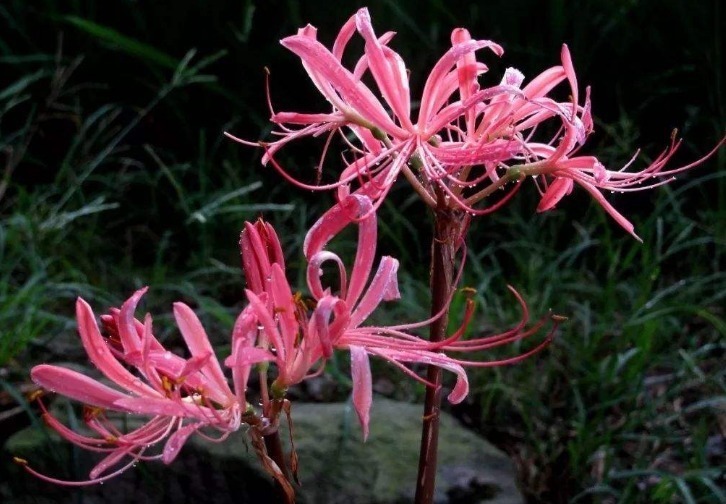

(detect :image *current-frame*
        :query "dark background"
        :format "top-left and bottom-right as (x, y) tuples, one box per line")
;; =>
(1, 1), (724, 503)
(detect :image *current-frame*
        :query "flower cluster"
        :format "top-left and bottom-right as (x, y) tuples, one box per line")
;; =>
(22, 6), (720, 498)
(21, 289), (246, 485)
(228, 7), (723, 240)
(21, 194), (556, 483)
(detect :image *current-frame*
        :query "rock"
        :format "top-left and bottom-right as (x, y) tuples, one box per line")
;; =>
(287, 398), (522, 504)
(2, 398), (522, 504)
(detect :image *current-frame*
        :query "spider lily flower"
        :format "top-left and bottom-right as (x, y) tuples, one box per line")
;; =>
(225, 7), (510, 213)
(228, 8), (724, 237)
(233, 195), (558, 439)
(18, 289), (249, 485)
(233, 195), (469, 438)
(497, 45), (725, 241)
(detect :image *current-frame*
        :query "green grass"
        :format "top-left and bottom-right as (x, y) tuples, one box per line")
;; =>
(1, 1), (723, 502)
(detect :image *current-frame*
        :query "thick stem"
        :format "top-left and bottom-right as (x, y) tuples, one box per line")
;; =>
(414, 197), (466, 504)
(263, 429), (293, 503)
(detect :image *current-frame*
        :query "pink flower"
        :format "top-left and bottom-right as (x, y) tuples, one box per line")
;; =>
(226, 7), (510, 214)
(233, 194), (558, 439)
(228, 8), (724, 237)
(234, 195), (451, 438)
(19, 289), (250, 485)
(505, 46), (725, 241)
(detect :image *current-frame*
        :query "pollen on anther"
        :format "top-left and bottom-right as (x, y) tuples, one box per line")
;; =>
(13, 457), (28, 466)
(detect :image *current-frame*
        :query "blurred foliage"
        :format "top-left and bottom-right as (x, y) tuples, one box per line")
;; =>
(0, 0), (723, 503)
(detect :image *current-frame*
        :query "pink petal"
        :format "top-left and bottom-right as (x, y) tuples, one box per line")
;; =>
(521, 66), (566, 99)
(90, 447), (136, 479)
(280, 34), (406, 138)
(226, 309), (261, 405)
(303, 195), (376, 308)
(177, 353), (212, 379)
(560, 44), (579, 116)
(113, 397), (197, 418)
(76, 298), (160, 398)
(291, 22), (353, 117)
(311, 296), (346, 358)
(349, 256), (400, 328)
(269, 264), (299, 355)
(578, 181), (642, 242)
(173, 303), (233, 400)
(355, 8), (413, 129)
(451, 28), (479, 135)
(31, 365), (132, 410)
(162, 423), (200, 464)
(537, 177), (574, 212)
(224, 346), (275, 368)
(419, 39), (503, 125)
(118, 287), (148, 361)
(349, 345), (372, 440)
(332, 13), (357, 61)
(244, 290), (286, 366)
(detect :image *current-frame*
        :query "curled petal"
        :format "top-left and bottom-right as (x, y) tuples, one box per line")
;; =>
(307, 251), (348, 300)
(303, 194), (377, 308)
(349, 256), (400, 328)
(310, 296), (348, 360)
(367, 348), (469, 404)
